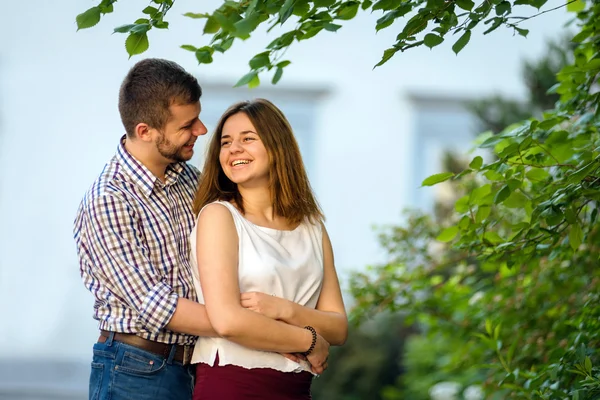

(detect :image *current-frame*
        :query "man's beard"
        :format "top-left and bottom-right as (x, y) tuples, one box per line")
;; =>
(155, 131), (190, 163)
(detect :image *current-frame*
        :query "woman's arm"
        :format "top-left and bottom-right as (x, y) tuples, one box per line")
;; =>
(241, 224), (348, 346)
(196, 203), (329, 371)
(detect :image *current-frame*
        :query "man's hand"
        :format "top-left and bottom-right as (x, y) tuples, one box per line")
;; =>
(240, 292), (291, 321)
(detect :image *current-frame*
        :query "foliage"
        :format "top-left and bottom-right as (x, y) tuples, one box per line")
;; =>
(350, 1), (600, 398)
(75, 0), (581, 86)
(311, 314), (412, 400)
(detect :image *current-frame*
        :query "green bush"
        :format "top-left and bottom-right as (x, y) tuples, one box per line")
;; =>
(350, 3), (600, 399)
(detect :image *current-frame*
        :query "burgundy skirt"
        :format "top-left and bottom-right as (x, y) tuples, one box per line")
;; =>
(193, 354), (313, 400)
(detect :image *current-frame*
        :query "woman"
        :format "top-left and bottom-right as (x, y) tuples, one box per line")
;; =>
(189, 98), (348, 399)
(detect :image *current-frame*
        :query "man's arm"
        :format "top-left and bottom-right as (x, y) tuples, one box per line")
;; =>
(84, 194), (215, 336)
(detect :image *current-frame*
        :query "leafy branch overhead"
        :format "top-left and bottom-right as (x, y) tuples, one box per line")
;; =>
(76, 0), (583, 86)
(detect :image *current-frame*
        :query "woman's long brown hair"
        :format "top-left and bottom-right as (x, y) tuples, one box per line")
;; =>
(193, 98), (323, 225)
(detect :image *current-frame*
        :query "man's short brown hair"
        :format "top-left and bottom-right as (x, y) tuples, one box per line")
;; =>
(118, 58), (202, 137)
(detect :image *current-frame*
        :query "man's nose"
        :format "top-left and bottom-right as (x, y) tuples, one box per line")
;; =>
(193, 120), (208, 136)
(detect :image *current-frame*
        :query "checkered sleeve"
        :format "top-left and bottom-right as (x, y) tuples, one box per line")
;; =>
(85, 194), (179, 332)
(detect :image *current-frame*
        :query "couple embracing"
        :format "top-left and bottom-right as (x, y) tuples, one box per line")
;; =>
(74, 58), (347, 400)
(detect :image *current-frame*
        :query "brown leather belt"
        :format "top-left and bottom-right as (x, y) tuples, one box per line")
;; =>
(98, 330), (193, 365)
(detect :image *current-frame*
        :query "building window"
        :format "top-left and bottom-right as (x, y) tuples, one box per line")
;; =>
(409, 94), (481, 213)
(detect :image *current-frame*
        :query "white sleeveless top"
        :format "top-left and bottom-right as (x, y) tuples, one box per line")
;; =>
(189, 201), (324, 373)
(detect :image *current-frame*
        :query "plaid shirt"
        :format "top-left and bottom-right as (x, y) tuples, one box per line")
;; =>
(74, 138), (199, 345)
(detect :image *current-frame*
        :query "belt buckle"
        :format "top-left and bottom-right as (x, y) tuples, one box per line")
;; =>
(183, 345), (192, 365)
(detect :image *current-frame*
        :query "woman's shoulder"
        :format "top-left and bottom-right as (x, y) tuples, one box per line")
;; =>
(198, 201), (237, 224)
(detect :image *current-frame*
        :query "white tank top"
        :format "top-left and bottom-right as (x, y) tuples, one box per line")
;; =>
(189, 201), (324, 373)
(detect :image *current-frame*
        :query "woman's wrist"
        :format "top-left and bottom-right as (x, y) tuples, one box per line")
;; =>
(281, 299), (295, 322)
(302, 326), (317, 356)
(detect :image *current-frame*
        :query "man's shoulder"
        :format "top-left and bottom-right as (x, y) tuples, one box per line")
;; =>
(178, 162), (201, 188)
(82, 157), (132, 206)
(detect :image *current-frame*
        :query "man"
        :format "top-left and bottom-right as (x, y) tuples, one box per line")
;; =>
(74, 58), (215, 400)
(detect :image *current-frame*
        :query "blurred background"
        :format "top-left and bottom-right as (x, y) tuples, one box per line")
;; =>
(0, 0), (569, 398)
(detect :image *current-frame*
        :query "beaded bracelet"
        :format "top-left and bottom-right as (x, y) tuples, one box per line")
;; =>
(303, 326), (317, 356)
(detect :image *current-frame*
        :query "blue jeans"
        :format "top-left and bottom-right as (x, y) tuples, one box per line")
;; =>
(89, 332), (195, 400)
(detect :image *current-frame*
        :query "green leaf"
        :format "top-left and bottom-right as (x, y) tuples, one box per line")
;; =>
(567, 0), (585, 12)
(298, 26), (324, 40)
(324, 23), (342, 32)
(437, 226), (459, 242)
(99, 2), (114, 13)
(292, 0), (311, 16)
(142, 6), (159, 16)
(455, 195), (470, 213)
(480, 135), (506, 148)
(204, 16), (221, 34)
(455, 0), (474, 10)
(249, 51), (271, 69)
(495, 1), (511, 15)
(470, 184), (492, 205)
(214, 36), (234, 52)
(570, 223), (583, 250)
(76, 7), (102, 30)
(125, 32), (150, 57)
(195, 47), (214, 64)
(153, 21), (169, 29)
(279, 0), (296, 24)
(452, 29), (471, 55)
(337, 2), (360, 20)
(526, 168), (550, 181)
(568, 162), (597, 184)
(373, 0), (397, 11)
(272, 67), (284, 84)
(424, 34), (444, 48)
(183, 12), (209, 19)
(484, 231), (504, 245)
(113, 24), (138, 33)
(515, 27), (529, 37)
(476, 205), (491, 223)
(504, 191), (529, 208)
(374, 47), (399, 68)
(130, 23), (151, 34)
(585, 356), (593, 373)
(422, 172), (454, 186)
(248, 73), (260, 88)
(234, 16), (260, 37)
(180, 44), (198, 52)
(277, 60), (292, 68)
(494, 185), (511, 204)
(361, 0), (373, 10)
(234, 71), (259, 87)
(469, 156), (483, 170)
(376, 10), (399, 31)
(572, 29), (591, 43)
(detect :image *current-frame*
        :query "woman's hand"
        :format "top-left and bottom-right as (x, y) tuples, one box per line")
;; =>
(306, 334), (330, 375)
(240, 292), (291, 321)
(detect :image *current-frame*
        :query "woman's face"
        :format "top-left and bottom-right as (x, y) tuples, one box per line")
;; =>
(219, 112), (270, 187)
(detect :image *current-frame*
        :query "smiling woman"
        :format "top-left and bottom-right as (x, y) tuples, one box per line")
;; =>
(188, 98), (348, 399)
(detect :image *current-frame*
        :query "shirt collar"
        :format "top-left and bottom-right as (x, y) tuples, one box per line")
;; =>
(115, 135), (185, 197)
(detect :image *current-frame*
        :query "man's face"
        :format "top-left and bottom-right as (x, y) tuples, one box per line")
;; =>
(154, 102), (207, 163)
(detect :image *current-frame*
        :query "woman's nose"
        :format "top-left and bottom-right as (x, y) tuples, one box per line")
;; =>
(229, 140), (243, 153)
